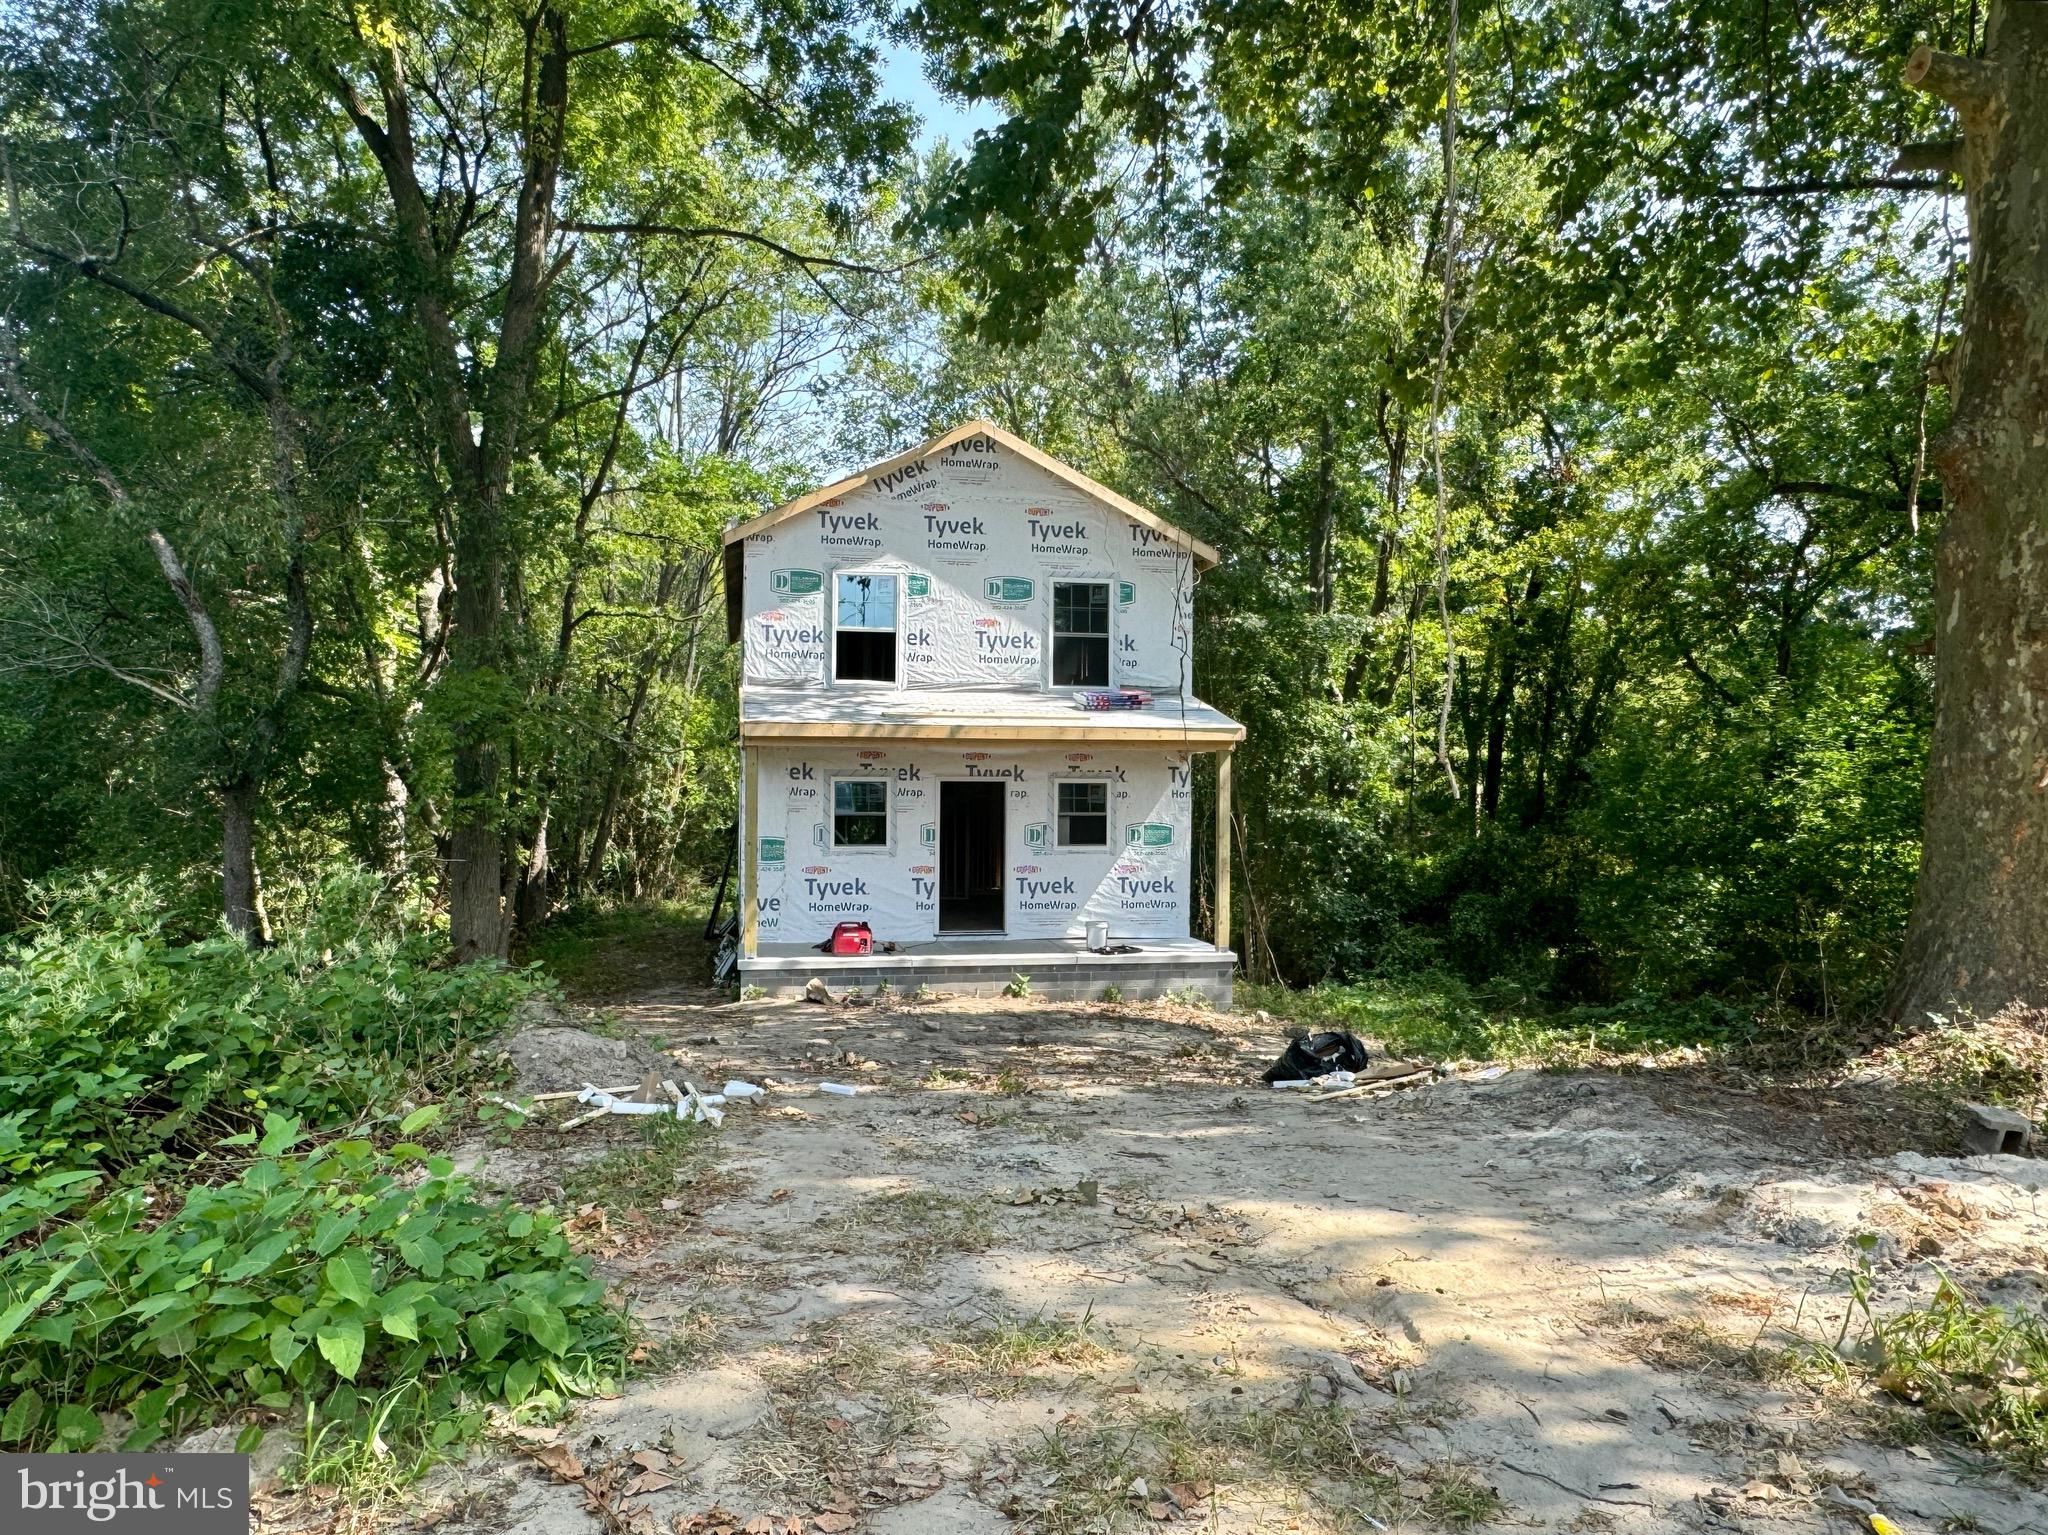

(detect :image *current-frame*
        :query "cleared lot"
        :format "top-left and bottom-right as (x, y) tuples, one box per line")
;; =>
(423, 994), (2046, 1535)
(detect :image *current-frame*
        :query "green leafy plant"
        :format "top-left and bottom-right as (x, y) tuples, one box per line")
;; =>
(1868, 1274), (2048, 1472)
(0, 871), (546, 1176)
(0, 1113), (624, 1454)
(1099, 984), (1124, 1004)
(1003, 972), (1033, 999)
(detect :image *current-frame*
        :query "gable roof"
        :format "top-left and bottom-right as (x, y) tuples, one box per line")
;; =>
(721, 419), (1222, 568)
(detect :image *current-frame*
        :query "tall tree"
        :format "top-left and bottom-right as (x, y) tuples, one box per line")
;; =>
(907, 0), (2032, 1016)
(2, 0), (910, 957)
(1888, 6), (2048, 1020)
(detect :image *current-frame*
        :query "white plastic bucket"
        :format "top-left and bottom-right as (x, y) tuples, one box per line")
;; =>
(1087, 920), (1110, 950)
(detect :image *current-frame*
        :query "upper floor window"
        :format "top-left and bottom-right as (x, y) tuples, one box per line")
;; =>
(1052, 581), (1110, 687)
(835, 571), (898, 683)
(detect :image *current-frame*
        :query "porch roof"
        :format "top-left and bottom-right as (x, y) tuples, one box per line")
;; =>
(738, 686), (1244, 747)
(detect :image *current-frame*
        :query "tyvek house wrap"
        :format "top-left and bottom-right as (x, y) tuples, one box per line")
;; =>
(751, 745), (1194, 944)
(739, 431), (1196, 689)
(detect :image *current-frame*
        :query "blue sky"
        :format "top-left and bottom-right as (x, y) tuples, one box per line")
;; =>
(876, 35), (1005, 151)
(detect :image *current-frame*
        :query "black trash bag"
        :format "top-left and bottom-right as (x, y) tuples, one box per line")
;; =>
(1260, 1030), (1371, 1084)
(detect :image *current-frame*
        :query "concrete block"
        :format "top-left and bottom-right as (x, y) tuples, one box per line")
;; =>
(1961, 1102), (2038, 1157)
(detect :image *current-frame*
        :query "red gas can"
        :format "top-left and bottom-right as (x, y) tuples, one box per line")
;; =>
(827, 921), (874, 955)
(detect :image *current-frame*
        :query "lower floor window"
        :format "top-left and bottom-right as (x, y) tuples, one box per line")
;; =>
(833, 779), (889, 846)
(1057, 780), (1110, 847)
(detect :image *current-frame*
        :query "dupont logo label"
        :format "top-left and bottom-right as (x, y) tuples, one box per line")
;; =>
(906, 573), (931, 597)
(856, 749), (888, 760)
(3, 1454), (250, 1532)
(1126, 822), (1174, 847)
(983, 576), (1035, 604)
(1024, 823), (1048, 848)
(759, 836), (785, 867)
(769, 568), (823, 595)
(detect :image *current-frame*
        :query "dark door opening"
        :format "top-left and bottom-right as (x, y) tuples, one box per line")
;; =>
(940, 781), (1005, 932)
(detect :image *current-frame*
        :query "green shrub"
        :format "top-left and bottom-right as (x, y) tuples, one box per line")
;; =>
(1870, 1275), (2048, 1473)
(0, 1112), (623, 1453)
(1237, 972), (1752, 1065)
(0, 870), (546, 1175)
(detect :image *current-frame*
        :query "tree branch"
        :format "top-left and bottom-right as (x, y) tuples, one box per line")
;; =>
(556, 220), (898, 274)
(313, 42), (481, 488)
(1889, 140), (1961, 177)
(1, 326), (224, 714)
(1768, 479), (1909, 510)
(145, 530), (226, 713)
(1903, 45), (2003, 120)
(1704, 176), (1946, 199)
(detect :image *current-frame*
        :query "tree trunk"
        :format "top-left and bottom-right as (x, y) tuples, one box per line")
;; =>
(1890, 6), (2048, 1022)
(221, 782), (269, 943)
(1481, 637), (1516, 821)
(516, 802), (553, 935)
(447, 505), (509, 960)
(1309, 414), (1337, 614)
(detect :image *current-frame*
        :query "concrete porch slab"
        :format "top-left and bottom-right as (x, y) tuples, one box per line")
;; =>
(738, 935), (1234, 1004)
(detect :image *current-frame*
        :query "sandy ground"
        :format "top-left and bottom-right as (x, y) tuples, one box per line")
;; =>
(417, 993), (2048, 1535)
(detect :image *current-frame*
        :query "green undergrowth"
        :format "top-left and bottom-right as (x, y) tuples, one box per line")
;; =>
(1609, 1246), (2048, 1479)
(0, 870), (547, 1177)
(520, 896), (711, 1002)
(0, 868), (623, 1490)
(561, 1116), (733, 1213)
(1866, 1275), (2048, 1475)
(1238, 971), (1759, 1066)
(1238, 973), (2048, 1143)
(0, 1113), (624, 1454)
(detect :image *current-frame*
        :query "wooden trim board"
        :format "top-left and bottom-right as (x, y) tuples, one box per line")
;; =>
(739, 718), (1244, 746)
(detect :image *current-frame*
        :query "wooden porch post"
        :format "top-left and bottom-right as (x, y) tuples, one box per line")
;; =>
(741, 742), (759, 959)
(1214, 746), (1233, 956)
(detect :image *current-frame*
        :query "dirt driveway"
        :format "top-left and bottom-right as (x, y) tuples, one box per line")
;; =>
(435, 993), (2048, 1535)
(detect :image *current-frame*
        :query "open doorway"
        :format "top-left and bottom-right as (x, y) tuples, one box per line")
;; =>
(939, 781), (1005, 932)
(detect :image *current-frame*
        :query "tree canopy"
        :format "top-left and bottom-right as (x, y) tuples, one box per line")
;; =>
(5, 0), (2043, 1025)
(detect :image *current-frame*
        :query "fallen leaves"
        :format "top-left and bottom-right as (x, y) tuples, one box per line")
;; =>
(1005, 1180), (1103, 1207)
(563, 1202), (614, 1253)
(530, 1443), (586, 1483)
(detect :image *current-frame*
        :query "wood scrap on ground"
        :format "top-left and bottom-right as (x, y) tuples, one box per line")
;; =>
(1306, 1064), (1432, 1103)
